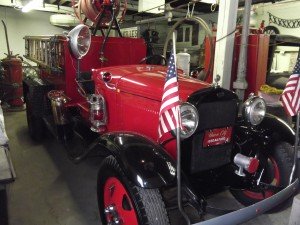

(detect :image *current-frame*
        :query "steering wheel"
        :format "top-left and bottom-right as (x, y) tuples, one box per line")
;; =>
(190, 67), (206, 80)
(139, 54), (167, 66)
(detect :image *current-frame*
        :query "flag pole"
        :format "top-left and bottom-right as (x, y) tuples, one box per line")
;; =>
(173, 31), (190, 225)
(290, 111), (300, 184)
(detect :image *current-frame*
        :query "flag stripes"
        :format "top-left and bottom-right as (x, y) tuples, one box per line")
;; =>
(282, 56), (300, 116)
(158, 51), (180, 139)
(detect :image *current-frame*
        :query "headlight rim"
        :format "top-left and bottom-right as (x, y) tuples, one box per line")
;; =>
(242, 95), (266, 126)
(180, 102), (199, 139)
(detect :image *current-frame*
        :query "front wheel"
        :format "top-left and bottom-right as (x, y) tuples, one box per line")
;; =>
(231, 142), (294, 212)
(97, 156), (170, 225)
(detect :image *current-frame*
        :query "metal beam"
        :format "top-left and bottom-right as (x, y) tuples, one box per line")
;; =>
(213, 0), (238, 89)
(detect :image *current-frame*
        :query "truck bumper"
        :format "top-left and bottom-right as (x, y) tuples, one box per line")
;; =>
(193, 178), (299, 225)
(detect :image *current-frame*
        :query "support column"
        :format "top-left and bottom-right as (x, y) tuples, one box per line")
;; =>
(213, 0), (238, 89)
(234, 0), (252, 100)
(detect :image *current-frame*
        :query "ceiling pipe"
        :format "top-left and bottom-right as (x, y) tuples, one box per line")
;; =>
(136, 16), (168, 24)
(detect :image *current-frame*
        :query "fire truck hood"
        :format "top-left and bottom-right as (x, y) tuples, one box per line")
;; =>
(98, 65), (210, 101)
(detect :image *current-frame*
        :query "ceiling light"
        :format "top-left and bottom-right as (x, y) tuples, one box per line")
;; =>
(22, 0), (42, 13)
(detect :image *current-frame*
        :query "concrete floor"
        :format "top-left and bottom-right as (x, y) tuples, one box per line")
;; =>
(4, 110), (293, 225)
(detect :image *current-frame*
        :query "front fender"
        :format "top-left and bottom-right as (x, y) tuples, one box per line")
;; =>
(98, 132), (176, 188)
(260, 113), (295, 145)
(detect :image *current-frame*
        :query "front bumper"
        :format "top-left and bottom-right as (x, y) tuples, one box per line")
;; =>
(193, 178), (299, 225)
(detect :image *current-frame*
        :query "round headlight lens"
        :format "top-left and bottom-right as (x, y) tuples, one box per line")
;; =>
(180, 103), (199, 139)
(243, 96), (266, 125)
(68, 24), (91, 59)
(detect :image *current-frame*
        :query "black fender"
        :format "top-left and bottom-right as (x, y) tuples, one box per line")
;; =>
(260, 113), (295, 145)
(97, 132), (176, 188)
(234, 113), (295, 154)
(23, 78), (53, 117)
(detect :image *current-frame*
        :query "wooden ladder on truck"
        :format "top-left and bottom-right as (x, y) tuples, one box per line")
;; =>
(24, 35), (65, 73)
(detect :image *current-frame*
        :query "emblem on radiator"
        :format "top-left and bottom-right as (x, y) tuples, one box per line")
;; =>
(203, 127), (233, 147)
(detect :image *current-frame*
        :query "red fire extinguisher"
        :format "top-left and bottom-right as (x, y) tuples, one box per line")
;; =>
(0, 20), (24, 109)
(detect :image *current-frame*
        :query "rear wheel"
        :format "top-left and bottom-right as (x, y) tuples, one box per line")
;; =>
(231, 142), (294, 212)
(97, 156), (170, 225)
(25, 95), (44, 141)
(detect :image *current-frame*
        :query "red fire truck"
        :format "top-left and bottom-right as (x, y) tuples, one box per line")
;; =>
(22, 2), (299, 224)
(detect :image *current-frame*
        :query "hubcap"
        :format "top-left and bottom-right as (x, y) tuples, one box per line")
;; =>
(244, 156), (280, 200)
(103, 177), (138, 225)
(104, 204), (122, 225)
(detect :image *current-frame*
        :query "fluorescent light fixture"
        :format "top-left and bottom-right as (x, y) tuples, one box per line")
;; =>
(138, 0), (165, 14)
(199, 0), (218, 4)
(22, 0), (42, 13)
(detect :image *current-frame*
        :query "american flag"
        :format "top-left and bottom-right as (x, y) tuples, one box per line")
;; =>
(158, 50), (180, 139)
(282, 55), (300, 116)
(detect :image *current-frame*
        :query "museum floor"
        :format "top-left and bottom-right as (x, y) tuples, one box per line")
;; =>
(4, 110), (292, 225)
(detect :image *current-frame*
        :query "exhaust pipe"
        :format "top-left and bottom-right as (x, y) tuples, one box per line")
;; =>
(47, 90), (68, 125)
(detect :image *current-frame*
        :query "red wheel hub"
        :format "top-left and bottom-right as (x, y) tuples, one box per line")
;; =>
(103, 177), (138, 225)
(244, 157), (280, 200)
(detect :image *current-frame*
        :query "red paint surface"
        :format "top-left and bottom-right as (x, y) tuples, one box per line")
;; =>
(40, 36), (146, 102)
(92, 65), (210, 158)
(247, 158), (260, 174)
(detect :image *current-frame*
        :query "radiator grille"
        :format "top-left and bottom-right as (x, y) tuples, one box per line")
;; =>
(183, 99), (238, 174)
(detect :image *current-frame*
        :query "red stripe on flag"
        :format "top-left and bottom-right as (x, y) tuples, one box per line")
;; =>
(158, 50), (180, 140)
(281, 56), (300, 116)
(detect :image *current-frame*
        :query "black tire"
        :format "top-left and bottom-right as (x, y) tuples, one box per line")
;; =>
(97, 155), (170, 225)
(0, 187), (8, 225)
(25, 95), (44, 141)
(231, 142), (294, 212)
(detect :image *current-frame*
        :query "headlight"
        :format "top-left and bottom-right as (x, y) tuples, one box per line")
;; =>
(68, 24), (91, 59)
(180, 102), (199, 139)
(242, 96), (266, 126)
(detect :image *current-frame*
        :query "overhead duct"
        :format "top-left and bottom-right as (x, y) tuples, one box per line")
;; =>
(50, 14), (80, 27)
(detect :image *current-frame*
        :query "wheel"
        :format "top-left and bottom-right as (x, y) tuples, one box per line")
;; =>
(231, 142), (294, 212)
(97, 156), (170, 225)
(25, 94), (44, 141)
(0, 186), (8, 225)
(264, 26), (280, 35)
